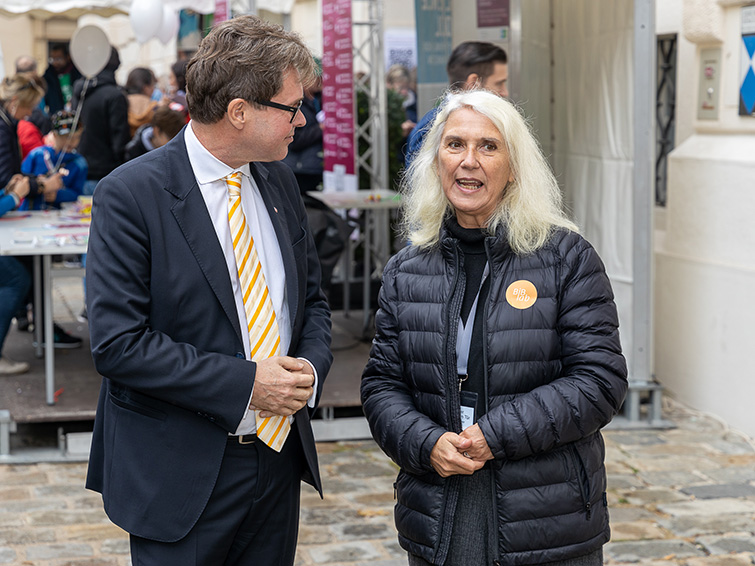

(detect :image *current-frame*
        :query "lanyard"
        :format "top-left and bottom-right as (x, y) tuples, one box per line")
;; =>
(455, 262), (490, 377)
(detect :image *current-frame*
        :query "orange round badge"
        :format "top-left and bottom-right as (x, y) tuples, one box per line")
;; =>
(505, 280), (537, 309)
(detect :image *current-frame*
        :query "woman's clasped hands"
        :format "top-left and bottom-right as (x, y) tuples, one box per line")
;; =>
(430, 424), (494, 477)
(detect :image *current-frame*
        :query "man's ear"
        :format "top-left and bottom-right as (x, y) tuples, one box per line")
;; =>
(226, 98), (247, 130)
(464, 73), (481, 90)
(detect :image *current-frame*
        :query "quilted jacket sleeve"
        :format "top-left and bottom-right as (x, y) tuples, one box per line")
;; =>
(361, 256), (447, 476)
(477, 234), (628, 461)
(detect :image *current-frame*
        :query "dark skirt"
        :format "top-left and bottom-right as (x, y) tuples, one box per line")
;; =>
(408, 468), (603, 566)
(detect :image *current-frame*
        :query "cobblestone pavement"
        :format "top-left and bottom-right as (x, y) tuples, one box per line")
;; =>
(1, 399), (754, 565)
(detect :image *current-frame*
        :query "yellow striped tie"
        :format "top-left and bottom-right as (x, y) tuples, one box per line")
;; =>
(225, 172), (290, 452)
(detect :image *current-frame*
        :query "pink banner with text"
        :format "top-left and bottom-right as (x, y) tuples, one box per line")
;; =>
(322, 0), (357, 192)
(214, 0), (230, 25)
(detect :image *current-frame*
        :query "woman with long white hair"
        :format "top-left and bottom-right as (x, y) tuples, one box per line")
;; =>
(362, 90), (628, 565)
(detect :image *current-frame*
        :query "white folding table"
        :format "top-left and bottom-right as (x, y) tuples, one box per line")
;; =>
(0, 210), (89, 405)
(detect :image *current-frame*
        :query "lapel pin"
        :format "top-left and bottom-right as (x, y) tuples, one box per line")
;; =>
(274, 207), (278, 213)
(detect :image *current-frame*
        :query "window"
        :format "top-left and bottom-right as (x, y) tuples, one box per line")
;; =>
(656, 34), (677, 207)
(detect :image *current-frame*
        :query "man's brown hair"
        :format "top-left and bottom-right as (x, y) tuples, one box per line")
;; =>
(186, 15), (316, 124)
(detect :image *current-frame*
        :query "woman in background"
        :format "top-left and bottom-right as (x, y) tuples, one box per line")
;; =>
(0, 74), (47, 375)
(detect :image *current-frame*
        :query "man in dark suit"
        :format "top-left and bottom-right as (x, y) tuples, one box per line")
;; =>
(85, 15), (332, 566)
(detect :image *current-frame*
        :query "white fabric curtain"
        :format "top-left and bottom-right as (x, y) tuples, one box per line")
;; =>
(551, 0), (635, 369)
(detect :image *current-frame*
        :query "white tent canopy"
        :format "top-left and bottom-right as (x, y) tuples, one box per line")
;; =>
(0, 0), (215, 19)
(0, 0), (297, 19)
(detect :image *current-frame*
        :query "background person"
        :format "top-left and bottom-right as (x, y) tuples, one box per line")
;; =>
(282, 65), (350, 299)
(14, 55), (52, 158)
(125, 66), (158, 136)
(282, 70), (323, 195)
(21, 110), (87, 209)
(0, 74), (51, 194)
(361, 90), (628, 566)
(73, 46), (129, 195)
(43, 42), (82, 114)
(386, 63), (418, 169)
(0, 177), (31, 376)
(85, 15), (332, 566)
(167, 59), (188, 113)
(124, 105), (186, 161)
(406, 41), (508, 165)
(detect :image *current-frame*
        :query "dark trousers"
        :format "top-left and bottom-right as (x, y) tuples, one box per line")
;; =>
(130, 435), (304, 566)
(0, 257), (29, 351)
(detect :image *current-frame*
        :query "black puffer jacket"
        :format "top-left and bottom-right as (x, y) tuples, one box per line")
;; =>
(361, 226), (628, 566)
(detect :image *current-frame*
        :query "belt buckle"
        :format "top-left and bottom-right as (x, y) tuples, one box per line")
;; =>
(238, 434), (256, 444)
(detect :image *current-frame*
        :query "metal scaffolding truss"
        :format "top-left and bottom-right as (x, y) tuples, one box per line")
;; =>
(352, 0), (388, 195)
(349, 0), (393, 292)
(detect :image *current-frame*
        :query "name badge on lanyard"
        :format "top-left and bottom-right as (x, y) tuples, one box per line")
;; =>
(460, 390), (477, 431)
(456, 263), (489, 430)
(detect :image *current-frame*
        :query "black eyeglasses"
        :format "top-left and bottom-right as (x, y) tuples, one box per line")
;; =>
(256, 99), (303, 123)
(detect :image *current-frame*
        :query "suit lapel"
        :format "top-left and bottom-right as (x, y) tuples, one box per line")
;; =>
(251, 163), (298, 332)
(162, 134), (244, 346)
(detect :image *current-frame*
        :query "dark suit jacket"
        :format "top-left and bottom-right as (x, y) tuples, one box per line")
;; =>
(85, 128), (332, 542)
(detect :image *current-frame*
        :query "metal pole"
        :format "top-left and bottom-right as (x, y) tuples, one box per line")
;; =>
(508, 0), (522, 102)
(44, 255), (55, 405)
(33, 255), (42, 358)
(632, 0), (655, 386)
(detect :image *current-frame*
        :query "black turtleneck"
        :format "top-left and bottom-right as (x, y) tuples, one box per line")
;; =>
(446, 217), (488, 324)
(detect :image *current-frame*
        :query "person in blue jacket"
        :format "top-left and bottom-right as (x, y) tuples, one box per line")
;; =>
(1, 176), (32, 376)
(21, 110), (87, 209)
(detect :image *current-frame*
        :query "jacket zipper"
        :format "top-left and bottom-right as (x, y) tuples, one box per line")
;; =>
(483, 239), (501, 565)
(434, 243), (464, 566)
(569, 444), (592, 520)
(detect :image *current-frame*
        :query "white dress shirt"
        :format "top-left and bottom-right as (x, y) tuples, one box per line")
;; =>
(184, 124), (316, 435)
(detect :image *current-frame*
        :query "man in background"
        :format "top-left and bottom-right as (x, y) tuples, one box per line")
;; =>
(406, 41), (508, 165)
(43, 43), (82, 114)
(73, 46), (129, 195)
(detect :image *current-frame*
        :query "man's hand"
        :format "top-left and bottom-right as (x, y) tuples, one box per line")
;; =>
(430, 432), (485, 477)
(458, 424), (494, 462)
(250, 356), (314, 417)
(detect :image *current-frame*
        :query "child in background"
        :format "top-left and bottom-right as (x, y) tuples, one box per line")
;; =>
(125, 105), (186, 161)
(21, 110), (87, 209)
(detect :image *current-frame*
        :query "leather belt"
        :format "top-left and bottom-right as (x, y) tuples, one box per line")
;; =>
(228, 434), (257, 444)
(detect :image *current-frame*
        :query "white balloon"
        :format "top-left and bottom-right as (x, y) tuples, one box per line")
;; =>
(157, 5), (179, 45)
(70, 25), (111, 78)
(130, 0), (164, 44)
